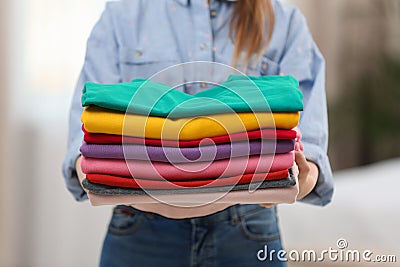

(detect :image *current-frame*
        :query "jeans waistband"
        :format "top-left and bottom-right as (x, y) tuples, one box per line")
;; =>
(189, 204), (271, 225)
(117, 204), (274, 224)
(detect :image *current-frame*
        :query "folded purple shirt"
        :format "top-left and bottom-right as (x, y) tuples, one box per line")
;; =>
(80, 139), (295, 163)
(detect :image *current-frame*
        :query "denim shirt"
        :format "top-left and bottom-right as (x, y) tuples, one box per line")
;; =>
(62, 0), (334, 206)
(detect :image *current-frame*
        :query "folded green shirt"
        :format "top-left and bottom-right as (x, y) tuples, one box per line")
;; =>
(82, 74), (303, 118)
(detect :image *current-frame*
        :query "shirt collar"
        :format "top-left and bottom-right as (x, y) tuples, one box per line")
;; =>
(175, 0), (237, 6)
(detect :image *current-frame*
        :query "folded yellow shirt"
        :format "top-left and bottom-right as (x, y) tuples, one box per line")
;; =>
(81, 106), (300, 141)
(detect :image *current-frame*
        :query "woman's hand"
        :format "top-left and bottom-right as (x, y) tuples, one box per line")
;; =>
(294, 151), (319, 200)
(75, 155), (87, 191)
(259, 151), (319, 208)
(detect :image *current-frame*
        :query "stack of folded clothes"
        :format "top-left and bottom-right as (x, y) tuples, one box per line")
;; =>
(80, 75), (304, 206)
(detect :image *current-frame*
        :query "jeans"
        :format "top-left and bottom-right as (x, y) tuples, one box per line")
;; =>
(100, 204), (286, 267)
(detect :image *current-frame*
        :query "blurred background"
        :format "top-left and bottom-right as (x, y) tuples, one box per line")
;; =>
(0, 0), (399, 266)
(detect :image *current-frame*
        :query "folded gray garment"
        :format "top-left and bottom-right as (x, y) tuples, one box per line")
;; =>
(88, 181), (299, 218)
(82, 170), (296, 196)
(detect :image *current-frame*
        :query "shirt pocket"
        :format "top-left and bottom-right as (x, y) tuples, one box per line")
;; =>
(107, 206), (144, 236)
(239, 206), (281, 242)
(258, 55), (281, 76)
(118, 46), (181, 82)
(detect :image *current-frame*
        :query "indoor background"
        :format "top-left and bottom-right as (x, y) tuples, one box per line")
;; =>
(0, 0), (399, 266)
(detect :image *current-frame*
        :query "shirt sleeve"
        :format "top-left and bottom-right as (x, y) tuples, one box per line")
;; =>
(278, 8), (334, 206)
(62, 3), (121, 201)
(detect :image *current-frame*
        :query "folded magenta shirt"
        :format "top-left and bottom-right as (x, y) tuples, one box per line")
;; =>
(82, 128), (298, 145)
(63, 0), (334, 206)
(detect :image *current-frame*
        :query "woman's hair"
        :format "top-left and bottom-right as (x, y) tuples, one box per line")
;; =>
(230, 0), (275, 69)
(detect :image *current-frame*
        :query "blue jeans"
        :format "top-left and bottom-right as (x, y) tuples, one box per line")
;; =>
(100, 204), (286, 267)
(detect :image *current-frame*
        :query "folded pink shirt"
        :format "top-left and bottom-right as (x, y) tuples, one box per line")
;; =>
(81, 152), (294, 181)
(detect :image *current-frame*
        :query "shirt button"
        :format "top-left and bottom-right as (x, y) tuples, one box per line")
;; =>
(210, 10), (217, 18)
(135, 50), (143, 57)
(200, 82), (207, 88)
(200, 43), (207, 50)
(262, 62), (268, 69)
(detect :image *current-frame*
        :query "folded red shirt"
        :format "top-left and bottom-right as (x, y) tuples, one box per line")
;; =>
(85, 169), (289, 189)
(82, 125), (297, 147)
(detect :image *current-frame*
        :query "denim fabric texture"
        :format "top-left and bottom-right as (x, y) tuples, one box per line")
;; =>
(100, 204), (286, 267)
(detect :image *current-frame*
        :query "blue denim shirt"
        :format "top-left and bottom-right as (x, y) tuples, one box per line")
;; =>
(62, 0), (334, 206)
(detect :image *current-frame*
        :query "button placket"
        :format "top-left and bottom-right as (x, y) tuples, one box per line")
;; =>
(193, 0), (213, 56)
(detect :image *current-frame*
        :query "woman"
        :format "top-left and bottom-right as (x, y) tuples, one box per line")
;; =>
(63, 0), (334, 266)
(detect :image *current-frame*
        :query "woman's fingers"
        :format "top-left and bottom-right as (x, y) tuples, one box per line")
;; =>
(294, 151), (310, 181)
(75, 155), (89, 193)
(294, 151), (319, 200)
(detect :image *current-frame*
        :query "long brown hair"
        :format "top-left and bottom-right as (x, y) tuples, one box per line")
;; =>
(230, 0), (275, 69)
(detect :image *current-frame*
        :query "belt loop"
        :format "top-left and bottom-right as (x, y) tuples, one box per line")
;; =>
(229, 205), (240, 225)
